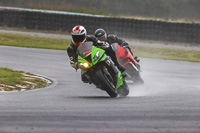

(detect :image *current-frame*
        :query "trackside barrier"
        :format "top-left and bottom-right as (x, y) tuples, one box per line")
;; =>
(0, 7), (200, 44)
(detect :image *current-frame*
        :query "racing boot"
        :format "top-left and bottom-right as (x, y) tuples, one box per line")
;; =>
(117, 63), (125, 72)
(134, 56), (140, 63)
(116, 63), (127, 78)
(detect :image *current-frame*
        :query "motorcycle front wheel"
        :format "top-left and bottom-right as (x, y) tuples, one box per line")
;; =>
(95, 68), (118, 98)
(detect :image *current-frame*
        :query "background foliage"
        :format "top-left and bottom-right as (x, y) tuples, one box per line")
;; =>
(0, 0), (200, 20)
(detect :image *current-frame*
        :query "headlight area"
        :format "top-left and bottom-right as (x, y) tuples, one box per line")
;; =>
(80, 63), (90, 68)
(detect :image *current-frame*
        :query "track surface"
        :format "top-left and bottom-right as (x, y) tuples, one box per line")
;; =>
(0, 46), (200, 133)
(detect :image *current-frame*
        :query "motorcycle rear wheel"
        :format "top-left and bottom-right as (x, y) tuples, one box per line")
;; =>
(125, 64), (144, 85)
(117, 80), (129, 97)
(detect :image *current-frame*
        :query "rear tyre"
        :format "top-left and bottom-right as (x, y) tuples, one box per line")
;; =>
(117, 80), (129, 97)
(125, 64), (144, 85)
(95, 68), (118, 98)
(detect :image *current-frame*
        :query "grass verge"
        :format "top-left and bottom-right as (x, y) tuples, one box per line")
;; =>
(0, 68), (48, 91)
(132, 46), (200, 63)
(0, 32), (70, 50)
(0, 32), (200, 63)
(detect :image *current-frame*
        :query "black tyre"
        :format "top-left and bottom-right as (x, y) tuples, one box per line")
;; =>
(125, 64), (144, 85)
(117, 80), (129, 97)
(95, 68), (118, 98)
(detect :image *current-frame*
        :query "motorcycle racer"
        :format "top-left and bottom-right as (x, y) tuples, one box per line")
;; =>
(67, 25), (98, 83)
(94, 28), (140, 62)
(67, 25), (125, 83)
(67, 25), (97, 70)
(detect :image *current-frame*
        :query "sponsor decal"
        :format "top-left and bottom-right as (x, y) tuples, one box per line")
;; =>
(83, 50), (90, 55)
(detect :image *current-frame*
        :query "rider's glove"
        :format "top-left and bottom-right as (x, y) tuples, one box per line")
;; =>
(121, 42), (129, 47)
(102, 42), (109, 49)
(70, 60), (78, 69)
(69, 56), (78, 70)
(97, 40), (109, 49)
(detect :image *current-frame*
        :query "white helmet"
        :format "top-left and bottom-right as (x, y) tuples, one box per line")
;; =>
(71, 25), (87, 46)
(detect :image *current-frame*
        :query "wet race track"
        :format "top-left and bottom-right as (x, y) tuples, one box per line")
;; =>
(0, 45), (200, 133)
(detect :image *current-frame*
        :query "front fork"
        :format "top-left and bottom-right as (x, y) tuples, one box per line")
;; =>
(104, 57), (123, 89)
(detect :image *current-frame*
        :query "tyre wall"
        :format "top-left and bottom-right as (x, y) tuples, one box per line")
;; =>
(0, 7), (199, 44)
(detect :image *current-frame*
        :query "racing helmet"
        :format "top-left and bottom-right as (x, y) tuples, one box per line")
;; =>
(94, 28), (107, 41)
(71, 25), (87, 46)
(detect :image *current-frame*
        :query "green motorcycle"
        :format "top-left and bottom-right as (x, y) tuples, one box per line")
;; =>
(77, 42), (129, 97)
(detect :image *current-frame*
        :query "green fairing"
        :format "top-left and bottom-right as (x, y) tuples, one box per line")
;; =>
(78, 44), (123, 90)
(116, 71), (123, 89)
(78, 45), (105, 69)
(92, 46), (105, 65)
(78, 55), (90, 68)
(100, 55), (107, 61)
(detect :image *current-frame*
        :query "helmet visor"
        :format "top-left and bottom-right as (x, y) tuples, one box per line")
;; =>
(72, 34), (85, 43)
(97, 34), (107, 41)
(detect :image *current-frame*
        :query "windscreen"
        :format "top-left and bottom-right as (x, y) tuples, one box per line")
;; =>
(76, 42), (93, 57)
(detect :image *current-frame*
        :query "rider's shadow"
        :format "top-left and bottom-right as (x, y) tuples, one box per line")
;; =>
(76, 96), (128, 99)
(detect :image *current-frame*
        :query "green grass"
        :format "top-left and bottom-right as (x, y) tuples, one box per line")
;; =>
(132, 46), (200, 63)
(0, 32), (200, 63)
(0, 32), (70, 50)
(0, 68), (47, 91)
(0, 68), (23, 86)
(26, 4), (110, 16)
(132, 46), (200, 62)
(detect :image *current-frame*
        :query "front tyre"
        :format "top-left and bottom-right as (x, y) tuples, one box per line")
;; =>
(95, 68), (118, 98)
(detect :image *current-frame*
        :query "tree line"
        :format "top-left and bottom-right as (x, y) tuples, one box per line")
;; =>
(0, 0), (200, 20)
